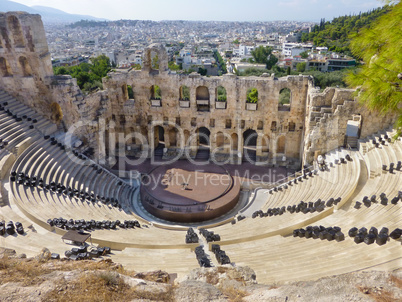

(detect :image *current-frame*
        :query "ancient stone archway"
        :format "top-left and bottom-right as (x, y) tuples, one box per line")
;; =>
(277, 136), (286, 154)
(7, 15), (24, 47)
(279, 88), (291, 111)
(0, 57), (12, 76)
(197, 127), (211, 147)
(19, 56), (32, 76)
(179, 85), (190, 101)
(231, 133), (238, 151)
(142, 43), (169, 72)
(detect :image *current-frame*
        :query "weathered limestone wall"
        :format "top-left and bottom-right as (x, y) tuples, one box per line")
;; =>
(0, 12), (54, 118)
(303, 86), (397, 164)
(103, 69), (309, 166)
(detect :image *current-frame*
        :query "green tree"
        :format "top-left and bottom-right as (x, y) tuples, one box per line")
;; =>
(299, 51), (309, 59)
(296, 62), (306, 72)
(246, 88), (258, 103)
(346, 1), (402, 134)
(198, 67), (207, 76)
(251, 46), (278, 69)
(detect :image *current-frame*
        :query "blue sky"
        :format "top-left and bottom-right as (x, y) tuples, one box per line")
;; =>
(10, 0), (384, 21)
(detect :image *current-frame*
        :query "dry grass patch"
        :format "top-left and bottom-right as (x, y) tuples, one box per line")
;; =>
(390, 274), (402, 290)
(357, 286), (397, 302)
(0, 256), (53, 286)
(44, 271), (174, 302)
(218, 285), (249, 302)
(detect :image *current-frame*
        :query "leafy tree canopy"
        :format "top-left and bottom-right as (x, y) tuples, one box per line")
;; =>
(53, 55), (111, 92)
(302, 5), (392, 56)
(251, 46), (278, 69)
(346, 1), (402, 134)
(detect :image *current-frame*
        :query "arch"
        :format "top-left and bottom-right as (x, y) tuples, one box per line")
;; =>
(0, 57), (12, 76)
(127, 84), (134, 99)
(154, 125), (165, 146)
(246, 87), (258, 103)
(142, 44), (168, 72)
(0, 27), (11, 50)
(279, 88), (291, 111)
(169, 128), (178, 147)
(277, 136), (286, 154)
(19, 56), (32, 76)
(216, 131), (224, 148)
(243, 129), (257, 162)
(243, 129), (257, 147)
(7, 15), (25, 47)
(231, 133), (238, 151)
(50, 102), (63, 123)
(196, 86), (210, 112)
(261, 135), (270, 153)
(196, 86), (209, 100)
(150, 85), (161, 100)
(179, 85), (190, 101)
(197, 127), (210, 147)
(150, 50), (159, 70)
(121, 84), (128, 100)
(216, 86), (227, 102)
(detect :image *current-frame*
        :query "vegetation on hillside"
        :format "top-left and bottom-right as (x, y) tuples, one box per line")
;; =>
(301, 5), (392, 55)
(53, 55), (111, 92)
(346, 1), (402, 135)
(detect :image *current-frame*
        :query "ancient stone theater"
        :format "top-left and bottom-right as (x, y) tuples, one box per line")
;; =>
(0, 12), (400, 284)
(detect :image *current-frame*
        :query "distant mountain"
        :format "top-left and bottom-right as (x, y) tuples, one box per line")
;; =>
(0, 0), (107, 24)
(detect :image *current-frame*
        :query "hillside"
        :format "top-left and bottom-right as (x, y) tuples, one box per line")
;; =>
(301, 5), (392, 55)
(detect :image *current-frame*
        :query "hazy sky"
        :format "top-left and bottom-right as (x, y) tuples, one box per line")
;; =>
(10, 0), (384, 21)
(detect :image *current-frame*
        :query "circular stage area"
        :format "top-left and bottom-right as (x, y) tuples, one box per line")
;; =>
(140, 161), (241, 223)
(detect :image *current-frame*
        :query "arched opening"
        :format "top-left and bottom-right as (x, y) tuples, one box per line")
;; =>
(7, 15), (24, 47)
(231, 133), (238, 151)
(153, 125), (165, 158)
(1, 27), (11, 50)
(216, 86), (227, 109)
(169, 128), (178, 147)
(122, 84), (128, 100)
(216, 131), (224, 148)
(127, 85), (134, 99)
(216, 86), (227, 102)
(50, 102), (63, 123)
(151, 50), (159, 70)
(19, 56), (32, 76)
(179, 85), (190, 101)
(261, 135), (269, 153)
(196, 86), (210, 112)
(150, 85), (161, 100)
(246, 87), (258, 103)
(0, 57), (12, 76)
(279, 88), (291, 111)
(277, 136), (286, 154)
(196, 127), (211, 161)
(246, 87), (258, 110)
(243, 129), (257, 162)
(150, 85), (162, 106)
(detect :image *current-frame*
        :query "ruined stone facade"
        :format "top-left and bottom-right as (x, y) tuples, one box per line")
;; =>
(0, 12), (397, 168)
(0, 12), (54, 115)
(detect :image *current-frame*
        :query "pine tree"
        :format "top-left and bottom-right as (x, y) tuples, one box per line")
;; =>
(346, 1), (402, 135)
